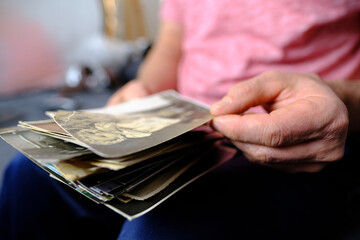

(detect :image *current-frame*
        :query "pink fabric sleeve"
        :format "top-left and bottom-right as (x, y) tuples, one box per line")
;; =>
(160, 0), (184, 23)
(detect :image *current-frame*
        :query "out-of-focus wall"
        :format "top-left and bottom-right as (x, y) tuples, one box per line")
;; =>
(141, 0), (161, 41)
(1, 0), (104, 63)
(0, 0), (161, 96)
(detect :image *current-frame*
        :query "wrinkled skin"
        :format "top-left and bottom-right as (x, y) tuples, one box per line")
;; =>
(211, 71), (349, 173)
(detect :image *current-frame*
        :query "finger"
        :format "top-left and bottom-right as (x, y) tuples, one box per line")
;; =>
(210, 71), (292, 116)
(232, 139), (344, 164)
(106, 81), (150, 106)
(106, 91), (124, 106)
(236, 142), (328, 173)
(212, 97), (337, 146)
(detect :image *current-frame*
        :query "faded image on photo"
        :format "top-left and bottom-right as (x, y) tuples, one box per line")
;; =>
(53, 91), (213, 158)
(0, 127), (90, 164)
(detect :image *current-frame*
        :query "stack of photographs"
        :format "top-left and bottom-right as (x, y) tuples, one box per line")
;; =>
(0, 90), (236, 220)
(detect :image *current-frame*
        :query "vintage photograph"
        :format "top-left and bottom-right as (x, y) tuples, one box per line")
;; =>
(53, 91), (213, 158)
(0, 90), (234, 221)
(0, 127), (91, 164)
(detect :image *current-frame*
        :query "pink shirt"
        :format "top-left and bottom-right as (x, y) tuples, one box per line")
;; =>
(161, 0), (360, 104)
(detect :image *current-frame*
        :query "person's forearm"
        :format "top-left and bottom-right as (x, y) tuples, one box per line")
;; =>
(136, 22), (183, 94)
(137, 45), (180, 94)
(105, 22), (183, 106)
(327, 80), (360, 133)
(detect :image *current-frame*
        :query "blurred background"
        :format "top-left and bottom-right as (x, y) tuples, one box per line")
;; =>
(0, 0), (162, 187)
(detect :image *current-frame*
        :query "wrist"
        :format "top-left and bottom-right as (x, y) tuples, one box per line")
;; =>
(326, 80), (348, 105)
(327, 79), (360, 133)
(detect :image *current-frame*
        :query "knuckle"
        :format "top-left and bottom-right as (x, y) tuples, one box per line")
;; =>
(326, 103), (349, 139)
(250, 148), (275, 164)
(317, 143), (345, 163)
(308, 73), (320, 80)
(262, 122), (285, 147)
(230, 80), (254, 97)
(300, 72), (320, 82)
(261, 70), (280, 78)
(327, 148), (345, 162)
(337, 108), (349, 132)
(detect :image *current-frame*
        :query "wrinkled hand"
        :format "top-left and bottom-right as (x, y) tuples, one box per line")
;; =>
(210, 71), (349, 173)
(106, 80), (151, 106)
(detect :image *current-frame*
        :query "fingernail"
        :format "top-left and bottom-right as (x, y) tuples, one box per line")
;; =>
(211, 119), (221, 132)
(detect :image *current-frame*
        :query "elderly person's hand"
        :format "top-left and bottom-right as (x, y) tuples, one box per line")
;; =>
(211, 71), (349, 173)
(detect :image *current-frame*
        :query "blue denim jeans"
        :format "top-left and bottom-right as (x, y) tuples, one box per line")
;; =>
(0, 153), (124, 240)
(1, 148), (360, 240)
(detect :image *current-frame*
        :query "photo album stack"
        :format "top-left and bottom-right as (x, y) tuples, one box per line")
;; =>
(0, 90), (236, 220)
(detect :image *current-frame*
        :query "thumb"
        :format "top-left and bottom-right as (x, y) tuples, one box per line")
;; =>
(210, 71), (293, 116)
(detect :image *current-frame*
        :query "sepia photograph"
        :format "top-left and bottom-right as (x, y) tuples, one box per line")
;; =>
(53, 91), (213, 158)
